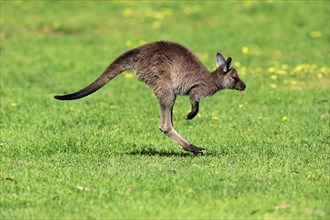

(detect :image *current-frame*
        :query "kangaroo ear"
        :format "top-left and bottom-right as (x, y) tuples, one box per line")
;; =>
(216, 52), (226, 68)
(226, 57), (232, 71)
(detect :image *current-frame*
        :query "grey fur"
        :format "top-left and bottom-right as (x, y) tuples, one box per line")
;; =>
(55, 41), (246, 154)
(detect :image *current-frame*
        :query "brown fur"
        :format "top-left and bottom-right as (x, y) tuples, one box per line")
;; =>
(55, 41), (246, 154)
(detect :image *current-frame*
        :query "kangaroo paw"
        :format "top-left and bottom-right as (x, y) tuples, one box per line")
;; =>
(186, 112), (197, 120)
(183, 144), (205, 154)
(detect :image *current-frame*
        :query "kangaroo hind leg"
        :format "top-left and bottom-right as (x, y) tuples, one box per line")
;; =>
(157, 91), (204, 154)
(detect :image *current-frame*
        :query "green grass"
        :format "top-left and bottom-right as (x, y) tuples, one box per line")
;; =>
(1, 1), (329, 219)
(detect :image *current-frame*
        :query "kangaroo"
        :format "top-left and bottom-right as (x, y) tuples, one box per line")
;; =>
(54, 41), (246, 154)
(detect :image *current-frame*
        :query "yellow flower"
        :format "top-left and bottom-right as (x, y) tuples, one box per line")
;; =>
(124, 73), (134, 78)
(234, 61), (241, 68)
(212, 116), (219, 121)
(243, 1), (254, 8)
(238, 66), (247, 75)
(290, 80), (298, 86)
(320, 66), (329, 74)
(293, 65), (303, 74)
(14, 0), (23, 6)
(270, 75), (277, 80)
(154, 12), (165, 20)
(268, 67), (276, 73)
(238, 104), (244, 109)
(270, 84), (277, 89)
(125, 40), (133, 47)
(241, 47), (249, 55)
(200, 53), (209, 61)
(122, 8), (133, 17)
(277, 70), (287, 75)
(138, 39), (146, 45)
(146, 8), (173, 20)
(181, 5), (199, 14)
(281, 116), (288, 121)
(310, 31), (322, 38)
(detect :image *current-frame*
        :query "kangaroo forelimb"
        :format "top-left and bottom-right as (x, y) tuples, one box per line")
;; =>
(187, 101), (199, 120)
(186, 93), (200, 120)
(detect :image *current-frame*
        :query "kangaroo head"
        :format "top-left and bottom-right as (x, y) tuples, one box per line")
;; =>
(216, 52), (246, 91)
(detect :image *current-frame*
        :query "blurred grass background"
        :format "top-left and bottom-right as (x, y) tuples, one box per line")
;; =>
(1, 1), (328, 96)
(1, 1), (329, 219)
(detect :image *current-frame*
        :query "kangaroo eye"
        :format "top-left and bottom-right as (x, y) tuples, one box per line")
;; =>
(232, 76), (238, 81)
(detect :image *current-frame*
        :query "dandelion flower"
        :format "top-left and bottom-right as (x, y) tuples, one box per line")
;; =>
(155, 12), (165, 20)
(234, 61), (241, 68)
(290, 80), (298, 86)
(138, 39), (146, 45)
(122, 8), (133, 17)
(241, 47), (249, 55)
(238, 66), (247, 75)
(281, 116), (288, 121)
(293, 66), (301, 73)
(268, 67), (276, 73)
(181, 5), (199, 14)
(199, 53), (209, 61)
(125, 40), (133, 47)
(310, 31), (322, 38)
(317, 73), (323, 79)
(124, 73), (134, 78)
(320, 66), (329, 74)
(277, 70), (287, 75)
(212, 116), (219, 121)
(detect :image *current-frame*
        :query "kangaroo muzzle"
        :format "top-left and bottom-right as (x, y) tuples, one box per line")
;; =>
(236, 81), (246, 91)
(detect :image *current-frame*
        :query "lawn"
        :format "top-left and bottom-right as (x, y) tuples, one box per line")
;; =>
(1, 1), (329, 219)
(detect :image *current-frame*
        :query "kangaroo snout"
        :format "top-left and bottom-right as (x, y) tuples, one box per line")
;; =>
(236, 82), (246, 91)
(240, 83), (246, 91)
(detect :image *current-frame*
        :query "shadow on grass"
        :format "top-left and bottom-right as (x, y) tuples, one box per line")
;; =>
(125, 148), (222, 157)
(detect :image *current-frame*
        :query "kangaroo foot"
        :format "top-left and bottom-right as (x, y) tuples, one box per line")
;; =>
(183, 144), (205, 154)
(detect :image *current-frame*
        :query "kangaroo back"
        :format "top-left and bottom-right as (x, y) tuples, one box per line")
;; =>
(54, 48), (139, 100)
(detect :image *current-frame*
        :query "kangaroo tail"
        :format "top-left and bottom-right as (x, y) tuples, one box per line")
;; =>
(54, 48), (139, 100)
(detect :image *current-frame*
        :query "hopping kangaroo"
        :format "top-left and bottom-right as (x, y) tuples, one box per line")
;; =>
(55, 41), (246, 154)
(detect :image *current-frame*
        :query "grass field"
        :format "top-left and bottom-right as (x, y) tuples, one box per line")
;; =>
(1, 1), (329, 219)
